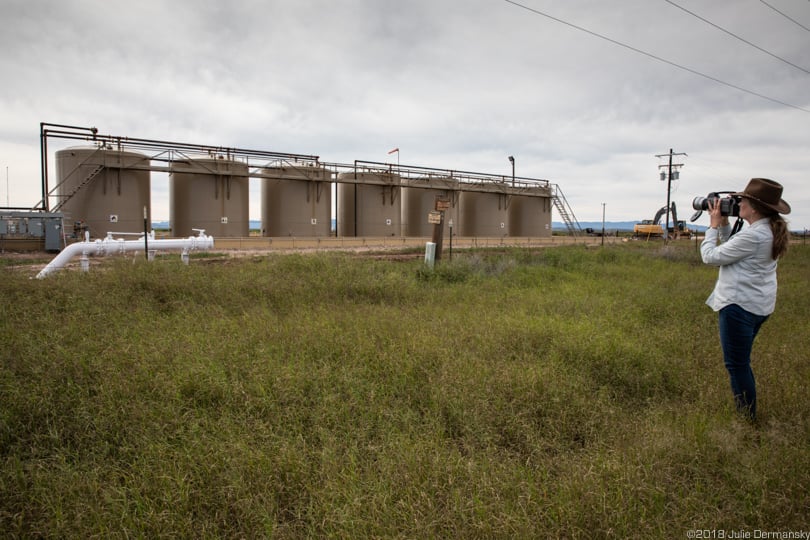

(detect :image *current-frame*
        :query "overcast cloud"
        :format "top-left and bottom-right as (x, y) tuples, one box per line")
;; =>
(1, 0), (808, 229)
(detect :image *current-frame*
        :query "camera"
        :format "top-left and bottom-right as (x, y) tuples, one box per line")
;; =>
(690, 192), (740, 222)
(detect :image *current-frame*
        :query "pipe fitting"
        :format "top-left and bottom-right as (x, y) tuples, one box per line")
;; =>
(36, 232), (214, 279)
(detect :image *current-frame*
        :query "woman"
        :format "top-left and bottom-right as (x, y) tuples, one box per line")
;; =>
(700, 178), (790, 422)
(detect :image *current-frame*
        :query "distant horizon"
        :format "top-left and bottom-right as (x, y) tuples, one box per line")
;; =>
(148, 219), (715, 233)
(146, 219), (810, 234)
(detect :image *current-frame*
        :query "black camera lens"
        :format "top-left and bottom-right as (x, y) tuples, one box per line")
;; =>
(692, 192), (740, 217)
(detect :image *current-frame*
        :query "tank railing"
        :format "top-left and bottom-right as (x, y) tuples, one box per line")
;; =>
(250, 157), (323, 168)
(42, 127), (320, 165)
(164, 152), (332, 186)
(45, 124), (548, 190)
(402, 175), (462, 189)
(166, 150), (238, 175)
(38, 123), (558, 214)
(107, 151), (326, 182)
(352, 160), (550, 186)
(128, 149), (255, 173)
(102, 150), (156, 171)
(246, 158), (329, 180)
(40, 124), (321, 202)
(40, 123), (550, 191)
(346, 161), (403, 183)
(347, 160), (551, 192)
(44, 138), (322, 178)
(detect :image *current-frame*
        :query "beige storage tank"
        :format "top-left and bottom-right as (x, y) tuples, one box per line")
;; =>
(509, 189), (553, 237)
(170, 158), (249, 237)
(401, 179), (458, 237)
(55, 146), (151, 238)
(261, 165), (332, 237)
(458, 191), (509, 237)
(336, 172), (401, 236)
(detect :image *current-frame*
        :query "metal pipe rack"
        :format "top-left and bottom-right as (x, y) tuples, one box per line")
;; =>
(36, 123), (554, 213)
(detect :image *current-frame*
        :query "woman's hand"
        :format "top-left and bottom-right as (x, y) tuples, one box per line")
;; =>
(707, 198), (730, 229)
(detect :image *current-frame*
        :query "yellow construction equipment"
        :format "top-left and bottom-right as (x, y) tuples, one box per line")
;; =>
(634, 203), (692, 240)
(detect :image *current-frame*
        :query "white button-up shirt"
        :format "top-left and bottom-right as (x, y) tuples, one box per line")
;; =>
(700, 218), (777, 316)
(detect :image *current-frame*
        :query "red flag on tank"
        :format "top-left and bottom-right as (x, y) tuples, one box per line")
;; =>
(388, 148), (399, 154)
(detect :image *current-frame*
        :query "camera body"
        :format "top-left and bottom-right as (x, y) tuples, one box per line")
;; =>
(690, 192), (740, 221)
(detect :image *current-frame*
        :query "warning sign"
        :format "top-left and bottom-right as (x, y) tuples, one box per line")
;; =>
(435, 198), (451, 211)
(427, 211), (442, 225)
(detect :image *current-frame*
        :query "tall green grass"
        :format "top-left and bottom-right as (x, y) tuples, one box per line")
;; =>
(1, 244), (808, 537)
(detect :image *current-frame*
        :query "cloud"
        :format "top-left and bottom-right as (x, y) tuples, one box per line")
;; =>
(1, 0), (808, 228)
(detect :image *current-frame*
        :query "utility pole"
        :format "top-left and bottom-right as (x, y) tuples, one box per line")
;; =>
(655, 149), (686, 244)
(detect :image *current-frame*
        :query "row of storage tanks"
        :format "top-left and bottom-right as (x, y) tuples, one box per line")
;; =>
(55, 147), (553, 239)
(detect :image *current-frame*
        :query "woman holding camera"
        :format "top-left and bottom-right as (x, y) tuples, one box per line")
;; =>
(700, 178), (790, 422)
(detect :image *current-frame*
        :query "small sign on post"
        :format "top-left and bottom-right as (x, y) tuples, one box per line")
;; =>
(431, 198), (447, 261)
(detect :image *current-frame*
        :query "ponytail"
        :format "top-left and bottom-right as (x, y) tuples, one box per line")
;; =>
(748, 198), (789, 259)
(770, 215), (789, 260)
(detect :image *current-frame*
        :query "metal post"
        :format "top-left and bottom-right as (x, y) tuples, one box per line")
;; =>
(508, 156), (515, 187)
(40, 123), (48, 211)
(601, 203), (605, 246)
(449, 219), (453, 260)
(431, 213), (444, 261)
(143, 206), (149, 259)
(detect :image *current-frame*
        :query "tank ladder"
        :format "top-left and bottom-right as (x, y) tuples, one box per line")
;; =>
(51, 164), (104, 212)
(551, 184), (582, 237)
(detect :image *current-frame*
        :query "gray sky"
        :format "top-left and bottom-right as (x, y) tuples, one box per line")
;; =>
(2, 0), (808, 229)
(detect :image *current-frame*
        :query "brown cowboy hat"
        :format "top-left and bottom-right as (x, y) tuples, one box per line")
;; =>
(733, 178), (791, 215)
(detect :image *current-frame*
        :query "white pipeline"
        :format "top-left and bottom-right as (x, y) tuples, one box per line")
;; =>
(36, 230), (214, 279)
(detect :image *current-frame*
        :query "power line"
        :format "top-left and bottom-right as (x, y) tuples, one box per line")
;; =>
(758, 0), (810, 33)
(502, 0), (810, 114)
(664, 0), (810, 75)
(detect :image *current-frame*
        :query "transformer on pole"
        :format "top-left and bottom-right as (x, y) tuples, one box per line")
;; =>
(656, 148), (686, 243)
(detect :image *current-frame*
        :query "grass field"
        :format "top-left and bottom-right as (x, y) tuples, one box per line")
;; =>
(1, 243), (808, 538)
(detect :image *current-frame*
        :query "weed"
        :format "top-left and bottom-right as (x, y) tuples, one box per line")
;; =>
(1, 244), (808, 537)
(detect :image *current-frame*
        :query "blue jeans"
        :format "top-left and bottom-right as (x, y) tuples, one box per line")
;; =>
(718, 304), (769, 420)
